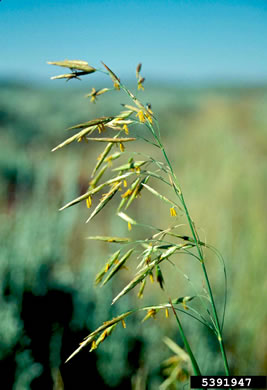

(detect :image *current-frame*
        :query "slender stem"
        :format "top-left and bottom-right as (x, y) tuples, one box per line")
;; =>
(201, 261), (230, 376)
(159, 141), (231, 376)
(179, 191), (231, 376)
(169, 300), (202, 377)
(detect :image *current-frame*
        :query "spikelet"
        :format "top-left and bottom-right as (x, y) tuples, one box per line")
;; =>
(48, 60), (96, 73)
(86, 87), (109, 103)
(86, 182), (121, 223)
(137, 280), (146, 299)
(91, 139), (115, 177)
(136, 63), (142, 79)
(65, 311), (133, 362)
(156, 265), (164, 289)
(102, 249), (134, 285)
(86, 236), (131, 243)
(101, 61), (121, 90)
(142, 309), (157, 322)
(95, 250), (121, 285)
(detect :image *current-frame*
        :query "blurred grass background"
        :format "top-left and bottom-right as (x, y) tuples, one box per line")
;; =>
(0, 79), (266, 389)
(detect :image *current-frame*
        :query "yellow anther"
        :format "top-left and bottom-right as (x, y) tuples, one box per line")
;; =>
(121, 189), (132, 198)
(119, 142), (125, 152)
(123, 124), (129, 134)
(170, 207), (177, 217)
(86, 196), (92, 208)
(136, 110), (145, 123)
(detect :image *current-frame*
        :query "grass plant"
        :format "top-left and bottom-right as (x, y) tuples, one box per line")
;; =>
(48, 59), (233, 385)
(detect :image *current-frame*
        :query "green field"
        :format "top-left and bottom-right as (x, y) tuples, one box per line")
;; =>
(0, 80), (266, 389)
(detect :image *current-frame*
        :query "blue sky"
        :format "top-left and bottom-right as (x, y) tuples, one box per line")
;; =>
(1, 0), (267, 83)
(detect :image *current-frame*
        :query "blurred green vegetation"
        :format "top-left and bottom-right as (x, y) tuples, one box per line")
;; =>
(0, 80), (266, 389)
